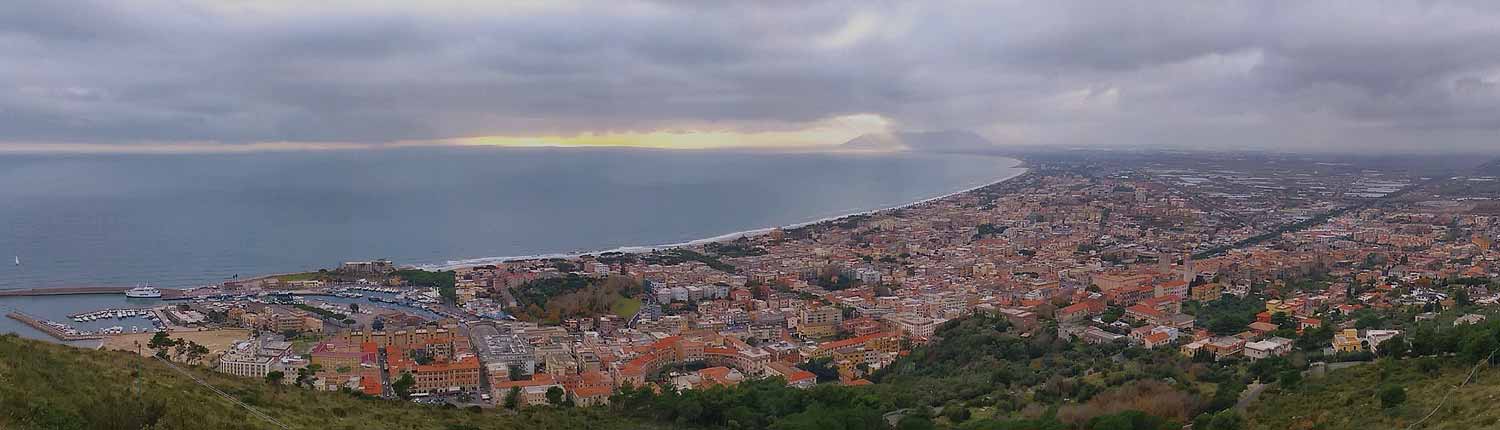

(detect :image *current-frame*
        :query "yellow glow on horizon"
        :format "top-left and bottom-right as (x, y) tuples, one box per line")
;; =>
(0, 114), (896, 154)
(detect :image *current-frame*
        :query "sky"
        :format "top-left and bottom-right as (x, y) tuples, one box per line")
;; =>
(3, 0), (1500, 154)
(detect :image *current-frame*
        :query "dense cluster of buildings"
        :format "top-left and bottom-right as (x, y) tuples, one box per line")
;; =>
(198, 153), (1500, 408)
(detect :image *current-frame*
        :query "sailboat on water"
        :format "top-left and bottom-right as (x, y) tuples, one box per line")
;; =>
(13, 256), (17, 266)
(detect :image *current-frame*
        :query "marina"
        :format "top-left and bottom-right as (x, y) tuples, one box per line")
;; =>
(69, 308), (154, 323)
(0, 282), (452, 343)
(6, 312), (105, 341)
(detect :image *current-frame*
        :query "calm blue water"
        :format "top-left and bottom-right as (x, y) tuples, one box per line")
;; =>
(2, 147), (1020, 292)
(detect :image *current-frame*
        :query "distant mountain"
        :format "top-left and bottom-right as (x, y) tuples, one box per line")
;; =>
(841, 130), (996, 153)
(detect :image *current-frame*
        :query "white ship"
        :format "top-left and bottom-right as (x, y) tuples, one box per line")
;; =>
(125, 285), (162, 298)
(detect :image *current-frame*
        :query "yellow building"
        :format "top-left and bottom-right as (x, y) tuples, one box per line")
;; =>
(797, 323), (838, 339)
(1264, 299), (1282, 314)
(1190, 283), (1223, 303)
(1332, 329), (1362, 353)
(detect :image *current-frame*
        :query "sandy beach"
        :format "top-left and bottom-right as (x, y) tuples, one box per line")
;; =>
(102, 328), (252, 357)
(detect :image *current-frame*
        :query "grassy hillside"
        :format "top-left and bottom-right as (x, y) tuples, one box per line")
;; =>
(510, 274), (643, 323)
(0, 334), (657, 430)
(1247, 357), (1500, 430)
(28, 312), (1500, 430)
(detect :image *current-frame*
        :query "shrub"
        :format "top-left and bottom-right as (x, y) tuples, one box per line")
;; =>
(1379, 384), (1406, 409)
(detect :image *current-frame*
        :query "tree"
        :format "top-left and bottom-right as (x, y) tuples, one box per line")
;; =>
(943, 405), (971, 423)
(1378, 335), (1409, 358)
(504, 387), (521, 410)
(1209, 317), (1247, 335)
(173, 341), (188, 360)
(1206, 381), (1245, 412)
(1247, 356), (1289, 383)
(1461, 331), (1496, 363)
(392, 372), (416, 400)
(801, 357), (840, 383)
(147, 331), (175, 358)
(185, 341), (209, 364)
(896, 415), (936, 430)
(295, 367), (313, 387)
(295, 364), (322, 388)
(349, 303), (360, 314)
(1207, 410), (1243, 430)
(371, 318), (385, 331)
(1278, 369), (1302, 390)
(264, 370), (285, 385)
(439, 286), (459, 305)
(1353, 311), (1383, 330)
(1296, 325), (1334, 351)
(1270, 312), (1294, 328)
(545, 386), (565, 406)
(1379, 384), (1406, 408)
(1087, 410), (1165, 430)
(1101, 307), (1126, 323)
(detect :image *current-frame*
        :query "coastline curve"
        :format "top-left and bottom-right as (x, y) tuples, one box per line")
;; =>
(421, 155), (1026, 270)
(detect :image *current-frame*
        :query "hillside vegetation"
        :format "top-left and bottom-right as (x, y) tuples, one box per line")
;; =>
(23, 311), (1500, 430)
(0, 334), (655, 430)
(866, 315), (1233, 429)
(1, 314), (1226, 430)
(1246, 313), (1500, 430)
(509, 274), (643, 323)
(1248, 354), (1500, 430)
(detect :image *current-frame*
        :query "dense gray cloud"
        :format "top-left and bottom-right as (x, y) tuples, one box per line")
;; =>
(2, 0), (1500, 152)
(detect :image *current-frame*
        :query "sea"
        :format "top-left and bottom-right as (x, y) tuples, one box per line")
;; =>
(0, 147), (1023, 341)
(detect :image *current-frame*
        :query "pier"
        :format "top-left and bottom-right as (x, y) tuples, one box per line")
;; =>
(5, 312), (105, 341)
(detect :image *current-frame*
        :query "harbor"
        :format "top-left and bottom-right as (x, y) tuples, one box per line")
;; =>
(0, 282), (447, 344)
(6, 312), (105, 341)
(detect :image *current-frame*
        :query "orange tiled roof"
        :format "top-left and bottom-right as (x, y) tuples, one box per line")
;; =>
(816, 332), (897, 352)
(703, 347), (738, 356)
(1144, 332), (1171, 344)
(1125, 304), (1165, 319)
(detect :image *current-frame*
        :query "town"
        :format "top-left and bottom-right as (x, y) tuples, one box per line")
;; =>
(98, 151), (1500, 425)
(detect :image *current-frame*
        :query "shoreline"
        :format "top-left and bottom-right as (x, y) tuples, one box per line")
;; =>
(1, 153), (1026, 287)
(420, 156), (1027, 270)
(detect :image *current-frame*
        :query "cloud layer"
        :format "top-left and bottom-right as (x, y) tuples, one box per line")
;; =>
(4, 0), (1500, 152)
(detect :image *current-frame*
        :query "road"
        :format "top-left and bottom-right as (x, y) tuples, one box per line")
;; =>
(465, 321), (499, 400)
(377, 347), (393, 398)
(1234, 382), (1266, 413)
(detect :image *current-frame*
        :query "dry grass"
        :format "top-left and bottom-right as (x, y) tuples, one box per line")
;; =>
(102, 328), (252, 357)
